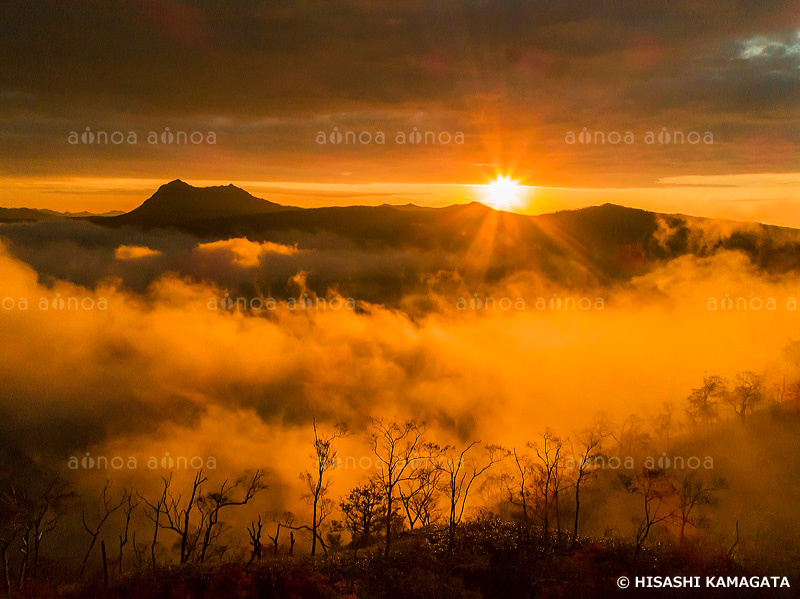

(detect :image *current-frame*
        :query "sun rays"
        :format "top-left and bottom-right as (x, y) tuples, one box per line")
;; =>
(481, 175), (528, 212)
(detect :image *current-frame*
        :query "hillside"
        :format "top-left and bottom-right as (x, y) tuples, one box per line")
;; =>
(91, 181), (800, 284)
(0, 208), (125, 223)
(0, 207), (59, 223)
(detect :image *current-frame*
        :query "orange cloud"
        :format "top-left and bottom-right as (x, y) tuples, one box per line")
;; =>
(115, 245), (163, 260)
(194, 238), (298, 267)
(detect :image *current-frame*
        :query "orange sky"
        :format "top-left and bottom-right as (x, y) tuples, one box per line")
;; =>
(2, 2), (799, 225)
(4, 174), (800, 227)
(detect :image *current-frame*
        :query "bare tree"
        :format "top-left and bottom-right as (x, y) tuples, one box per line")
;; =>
(118, 485), (140, 574)
(571, 434), (603, 548)
(620, 468), (676, 559)
(0, 466), (72, 594)
(368, 418), (432, 556)
(265, 521), (280, 556)
(273, 516), (317, 556)
(609, 415), (651, 457)
(530, 429), (566, 539)
(301, 420), (348, 556)
(131, 532), (145, 570)
(673, 472), (726, 546)
(142, 470), (207, 564)
(80, 482), (127, 576)
(264, 513), (295, 556)
(139, 474), (171, 567)
(727, 521), (740, 558)
(0, 476), (28, 597)
(726, 371), (764, 423)
(169, 470), (206, 563)
(398, 465), (442, 530)
(439, 442), (506, 550)
(18, 474), (72, 584)
(647, 401), (677, 442)
(246, 516), (263, 566)
(197, 470), (266, 561)
(501, 448), (533, 541)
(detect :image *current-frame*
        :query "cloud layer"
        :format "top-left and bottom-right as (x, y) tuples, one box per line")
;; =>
(2, 1), (799, 188)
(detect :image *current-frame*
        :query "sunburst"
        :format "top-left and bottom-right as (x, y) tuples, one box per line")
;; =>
(482, 174), (525, 211)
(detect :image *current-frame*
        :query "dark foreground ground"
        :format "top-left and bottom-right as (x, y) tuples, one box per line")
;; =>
(33, 520), (794, 599)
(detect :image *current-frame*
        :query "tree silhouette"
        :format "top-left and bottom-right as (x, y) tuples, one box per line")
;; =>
(339, 479), (385, 551)
(571, 434), (603, 548)
(80, 482), (127, 576)
(685, 375), (727, 426)
(726, 371), (765, 423)
(620, 468), (676, 559)
(197, 470), (266, 561)
(368, 418), (432, 556)
(301, 419), (347, 556)
(439, 442), (506, 550)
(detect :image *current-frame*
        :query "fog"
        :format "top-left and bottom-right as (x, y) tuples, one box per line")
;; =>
(1, 222), (799, 566)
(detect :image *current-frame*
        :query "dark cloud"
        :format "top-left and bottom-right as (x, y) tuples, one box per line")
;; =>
(2, 1), (799, 184)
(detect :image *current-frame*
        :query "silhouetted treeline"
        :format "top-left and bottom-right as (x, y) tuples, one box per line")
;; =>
(1, 370), (799, 598)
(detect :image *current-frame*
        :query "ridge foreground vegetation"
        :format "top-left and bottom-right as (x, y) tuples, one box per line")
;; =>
(3, 382), (799, 599)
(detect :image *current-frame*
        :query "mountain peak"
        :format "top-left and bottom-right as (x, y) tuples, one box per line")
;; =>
(162, 179), (190, 188)
(111, 180), (290, 226)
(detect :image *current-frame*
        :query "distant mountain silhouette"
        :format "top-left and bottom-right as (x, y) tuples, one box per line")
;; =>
(85, 180), (800, 283)
(0, 208), (125, 223)
(40, 209), (126, 218)
(108, 180), (292, 226)
(0, 208), (59, 223)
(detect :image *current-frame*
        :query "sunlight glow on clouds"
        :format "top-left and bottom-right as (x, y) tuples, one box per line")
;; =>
(115, 245), (163, 260)
(194, 239), (299, 268)
(740, 30), (800, 60)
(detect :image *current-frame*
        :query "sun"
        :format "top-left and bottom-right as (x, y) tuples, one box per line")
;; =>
(481, 174), (525, 211)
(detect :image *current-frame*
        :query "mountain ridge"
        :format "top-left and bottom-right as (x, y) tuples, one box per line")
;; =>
(0, 207), (125, 223)
(3, 180), (791, 233)
(85, 181), (800, 283)
(5, 180), (800, 286)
